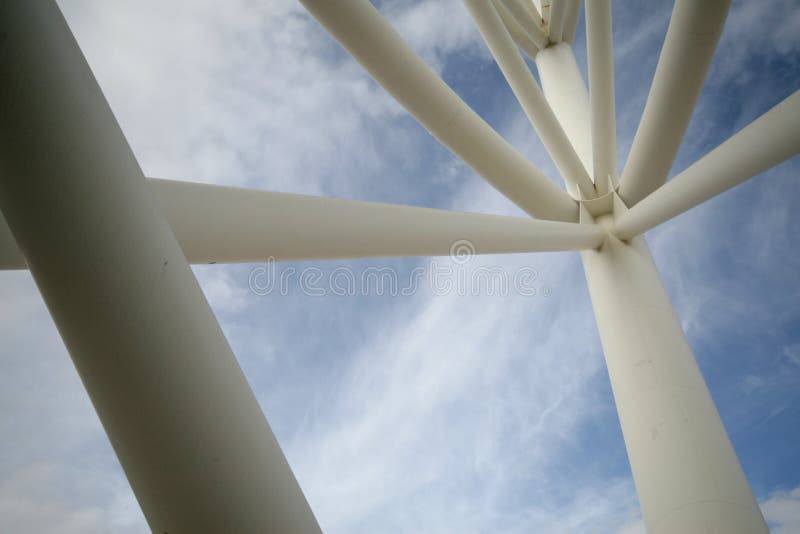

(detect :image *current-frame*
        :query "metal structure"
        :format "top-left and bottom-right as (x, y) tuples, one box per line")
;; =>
(0, 0), (797, 531)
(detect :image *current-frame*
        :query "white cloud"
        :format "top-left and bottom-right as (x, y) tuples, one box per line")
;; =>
(761, 486), (800, 534)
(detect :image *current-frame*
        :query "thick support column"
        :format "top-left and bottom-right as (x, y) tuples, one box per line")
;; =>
(582, 210), (768, 533)
(0, 2), (321, 532)
(537, 42), (768, 533)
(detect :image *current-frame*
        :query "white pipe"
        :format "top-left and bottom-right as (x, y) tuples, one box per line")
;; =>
(585, 0), (617, 195)
(538, 40), (768, 533)
(0, 178), (607, 270)
(0, 3), (321, 532)
(299, 0), (577, 222)
(535, 43), (593, 178)
(561, 0), (581, 43)
(614, 90), (800, 239)
(497, 0), (550, 50)
(466, 0), (595, 198)
(547, 0), (566, 43)
(618, 0), (731, 206)
(582, 216), (769, 534)
(493, 0), (543, 58)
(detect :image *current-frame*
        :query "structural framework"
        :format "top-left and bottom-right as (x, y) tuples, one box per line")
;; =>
(0, 0), (797, 532)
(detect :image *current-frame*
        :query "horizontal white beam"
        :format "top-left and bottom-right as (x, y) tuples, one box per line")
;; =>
(548, 0), (566, 43)
(614, 90), (800, 239)
(492, 0), (543, 58)
(497, 0), (550, 50)
(466, 0), (595, 198)
(618, 0), (730, 206)
(585, 0), (617, 195)
(0, 178), (607, 269)
(561, 0), (581, 43)
(299, 0), (576, 222)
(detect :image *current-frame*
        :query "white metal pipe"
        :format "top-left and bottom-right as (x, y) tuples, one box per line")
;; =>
(466, 0), (595, 199)
(618, 0), (731, 206)
(497, 0), (550, 50)
(300, 0), (577, 222)
(156, 180), (605, 261)
(547, 0), (566, 43)
(0, 3), (321, 532)
(535, 43), (593, 178)
(561, 0), (581, 43)
(538, 41), (768, 533)
(493, 0), (544, 58)
(0, 179), (606, 270)
(614, 90), (800, 239)
(582, 214), (769, 534)
(585, 0), (617, 195)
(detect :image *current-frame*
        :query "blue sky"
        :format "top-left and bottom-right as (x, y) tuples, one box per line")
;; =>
(0, 0), (798, 532)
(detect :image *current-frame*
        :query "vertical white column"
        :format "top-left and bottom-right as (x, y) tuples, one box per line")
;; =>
(536, 44), (768, 533)
(535, 43), (593, 178)
(0, 2), (321, 532)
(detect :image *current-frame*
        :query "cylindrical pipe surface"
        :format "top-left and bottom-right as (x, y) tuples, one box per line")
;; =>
(0, 2), (321, 532)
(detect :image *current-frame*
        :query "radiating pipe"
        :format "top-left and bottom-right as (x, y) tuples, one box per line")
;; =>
(585, 0), (617, 194)
(548, 0), (566, 43)
(0, 178), (607, 270)
(618, 0), (731, 206)
(561, 0), (581, 43)
(614, 90), (800, 239)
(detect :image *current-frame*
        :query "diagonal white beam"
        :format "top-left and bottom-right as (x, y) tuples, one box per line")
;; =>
(299, 0), (577, 222)
(497, 0), (550, 50)
(493, 0), (543, 58)
(585, 0), (617, 195)
(618, 0), (731, 206)
(466, 0), (595, 199)
(547, 0), (566, 43)
(561, 0), (581, 43)
(614, 90), (800, 239)
(0, 178), (607, 270)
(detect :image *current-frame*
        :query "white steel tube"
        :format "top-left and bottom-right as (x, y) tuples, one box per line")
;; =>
(535, 43), (593, 177)
(547, 0), (566, 43)
(561, 0), (581, 43)
(537, 41), (768, 533)
(614, 90), (800, 239)
(0, 3), (321, 532)
(618, 0), (731, 206)
(493, 0), (544, 58)
(300, 0), (577, 222)
(582, 219), (769, 534)
(0, 179), (606, 269)
(466, 0), (595, 198)
(585, 0), (617, 195)
(497, 0), (550, 50)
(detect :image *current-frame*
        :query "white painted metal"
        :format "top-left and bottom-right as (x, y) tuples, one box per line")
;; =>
(300, 0), (577, 222)
(466, 0), (595, 198)
(538, 40), (768, 533)
(561, 0), (581, 43)
(535, 43), (593, 177)
(582, 207), (769, 534)
(585, 0), (617, 195)
(547, 0), (566, 43)
(0, 178), (606, 270)
(618, 0), (731, 206)
(0, 3), (321, 532)
(614, 90), (800, 240)
(493, 0), (544, 57)
(498, 0), (550, 50)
